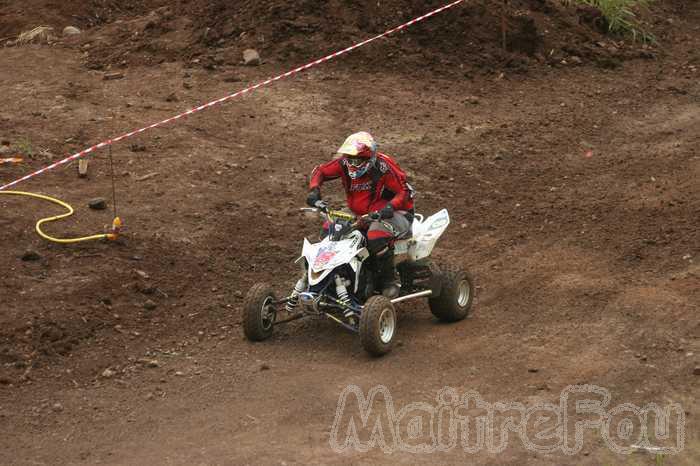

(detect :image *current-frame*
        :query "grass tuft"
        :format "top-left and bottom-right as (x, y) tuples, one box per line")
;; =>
(563, 0), (656, 43)
(16, 26), (55, 45)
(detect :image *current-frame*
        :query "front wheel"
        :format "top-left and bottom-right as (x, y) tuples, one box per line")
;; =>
(242, 283), (277, 341)
(360, 296), (397, 356)
(429, 264), (474, 322)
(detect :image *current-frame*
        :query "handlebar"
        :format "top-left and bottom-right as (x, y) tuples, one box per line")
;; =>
(299, 206), (373, 229)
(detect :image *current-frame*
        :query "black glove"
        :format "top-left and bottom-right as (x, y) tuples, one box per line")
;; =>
(306, 188), (321, 208)
(379, 204), (394, 219)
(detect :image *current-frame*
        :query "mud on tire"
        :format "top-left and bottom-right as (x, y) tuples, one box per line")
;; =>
(360, 295), (397, 356)
(429, 264), (474, 322)
(242, 283), (277, 341)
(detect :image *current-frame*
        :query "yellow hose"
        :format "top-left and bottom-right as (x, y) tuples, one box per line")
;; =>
(0, 190), (121, 243)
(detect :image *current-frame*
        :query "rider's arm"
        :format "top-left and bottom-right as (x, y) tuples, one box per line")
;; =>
(309, 159), (344, 190)
(383, 168), (410, 210)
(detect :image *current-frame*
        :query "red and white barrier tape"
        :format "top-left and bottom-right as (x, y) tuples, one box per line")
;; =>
(0, 0), (464, 191)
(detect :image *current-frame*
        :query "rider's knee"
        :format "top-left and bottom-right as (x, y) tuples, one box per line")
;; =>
(367, 236), (391, 256)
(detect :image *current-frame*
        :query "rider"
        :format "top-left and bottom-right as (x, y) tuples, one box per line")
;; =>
(306, 131), (414, 298)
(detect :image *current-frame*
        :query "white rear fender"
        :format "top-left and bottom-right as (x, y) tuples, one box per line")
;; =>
(409, 209), (450, 261)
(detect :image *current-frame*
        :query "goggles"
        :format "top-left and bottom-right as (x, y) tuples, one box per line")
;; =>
(345, 156), (368, 167)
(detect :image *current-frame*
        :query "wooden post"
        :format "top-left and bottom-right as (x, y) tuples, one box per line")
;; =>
(78, 158), (88, 178)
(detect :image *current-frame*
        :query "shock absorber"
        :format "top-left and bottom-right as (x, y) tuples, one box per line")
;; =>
(335, 275), (354, 317)
(286, 277), (307, 313)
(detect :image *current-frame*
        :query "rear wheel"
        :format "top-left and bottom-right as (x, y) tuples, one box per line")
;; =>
(429, 264), (474, 322)
(360, 295), (397, 356)
(243, 283), (277, 341)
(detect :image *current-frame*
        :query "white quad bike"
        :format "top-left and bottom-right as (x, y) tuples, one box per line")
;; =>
(242, 206), (474, 356)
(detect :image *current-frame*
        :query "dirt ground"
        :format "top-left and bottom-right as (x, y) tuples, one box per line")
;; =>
(0, 0), (698, 464)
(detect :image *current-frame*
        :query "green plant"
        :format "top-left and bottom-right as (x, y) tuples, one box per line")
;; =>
(15, 26), (55, 45)
(563, 0), (656, 43)
(16, 138), (34, 157)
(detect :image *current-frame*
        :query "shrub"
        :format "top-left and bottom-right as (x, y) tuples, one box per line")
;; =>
(564, 0), (655, 42)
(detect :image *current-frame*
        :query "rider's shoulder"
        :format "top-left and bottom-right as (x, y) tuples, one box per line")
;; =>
(375, 153), (400, 174)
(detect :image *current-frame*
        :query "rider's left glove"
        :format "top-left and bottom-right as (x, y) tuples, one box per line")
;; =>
(306, 188), (321, 208)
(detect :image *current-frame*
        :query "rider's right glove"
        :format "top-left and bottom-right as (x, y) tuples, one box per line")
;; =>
(368, 211), (382, 221)
(379, 204), (394, 219)
(306, 188), (321, 208)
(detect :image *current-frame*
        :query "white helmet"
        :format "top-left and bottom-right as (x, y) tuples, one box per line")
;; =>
(337, 131), (377, 179)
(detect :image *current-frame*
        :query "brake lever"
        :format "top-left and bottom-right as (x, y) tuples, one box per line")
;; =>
(352, 214), (370, 229)
(314, 200), (329, 213)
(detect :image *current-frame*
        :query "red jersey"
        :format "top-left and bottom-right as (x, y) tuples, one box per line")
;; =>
(309, 153), (414, 216)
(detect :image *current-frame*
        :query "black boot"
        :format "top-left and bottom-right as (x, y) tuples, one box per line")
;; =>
(375, 248), (400, 299)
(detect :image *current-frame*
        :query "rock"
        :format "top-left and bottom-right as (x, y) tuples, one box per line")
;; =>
(62, 26), (81, 36)
(243, 49), (261, 66)
(135, 270), (149, 279)
(101, 368), (116, 378)
(52, 402), (64, 412)
(103, 72), (125, 81)
(143, 300), (157, 311)
(137, 358), (160, 368)
(43, 326), (63, 342)
(129, 143), (146, 152)
(466, 96), (479, 105)
(88, 198), (107, 210)
(21, 251), (41, 261)
(183, 82), (192, 90)
(260, 364), (270, 371)
(527, 368), (539, 373)
(0, 145), (12, 155)
(222, 74), (241, 83)
(0, 376), (13, 385)
(139, 285), (156, 295)
(165, 92), (179, 102)
(694, 367), (700, 376)
(569, 56), (583, 65)
(145, 392), (155, 400)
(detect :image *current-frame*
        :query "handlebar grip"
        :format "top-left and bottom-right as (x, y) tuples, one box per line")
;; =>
(314, 200), (328, 212)
(328, 209), (355, 221)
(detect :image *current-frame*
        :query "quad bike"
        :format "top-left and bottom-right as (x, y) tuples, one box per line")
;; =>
(242, 206), (474, 356)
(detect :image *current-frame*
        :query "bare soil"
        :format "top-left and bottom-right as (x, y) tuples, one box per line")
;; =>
(0, 1), (698, 465)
